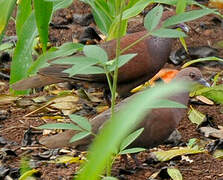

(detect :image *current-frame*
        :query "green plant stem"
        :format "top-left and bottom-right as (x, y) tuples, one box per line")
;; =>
(104, 65), (113, 93)
(120, 32), (151, 54)
(111, 2), (124, 115)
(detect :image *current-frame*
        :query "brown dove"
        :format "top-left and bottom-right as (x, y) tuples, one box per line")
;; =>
(12, 11), (183, 96)
(39, 67), (209, 149)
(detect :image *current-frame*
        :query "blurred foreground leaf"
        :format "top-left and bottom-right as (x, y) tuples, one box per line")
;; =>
(76, 81), (190, 180)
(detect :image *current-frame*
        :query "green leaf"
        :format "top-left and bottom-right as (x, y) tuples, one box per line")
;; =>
(52, 56), (98, 65)
(84, 0), (112, 35)
(190, 84), (223, 104)
(69, 114), (91, 131)
(28, 42), (83, 75)
(125, 0), (141, 9)
(144, 5), (163, 32)
(83, 45), (108, 63)
(179, 35), (188, 54)
(107, 19), (127, 41)
(212, 71), (223, 86)
(0, 0), (16, 42)
(122, 0), (153, 20)
(76, 81), (191, 180)
(69, 131), (91, 143)
(62, 60), (103, 77)
(53, 55), (102, 76)
(188, 106), (206, 125)
(120, 128), (144, 151)
(106, 0), (115, 17)
(182, 56), (223, 68)
(176, 0), (187, 14)
(119, 148), (146, 155)
(64, 65), (105, 76)
(167, 167), (183, 180)
(38, 123), (82, 130)
(153, 0), (178, 5)
(20, 157), (32, 176)
(201, 88), (223, 104)
(10, 12), (38, 95)
(53, 0), (73, 11)
(107, 53), (137, 71)
(163, 9), (214, 27)
(16, 0), (32, 35)
(0, 0), (15, 29)
(151, 28), (186, 38)
(19, 169), (39, 180)
(34, 0), (53, 52)
(186, 138), (205, 150)
(0, 42), (14, 51)
(92, 9), (110, 35)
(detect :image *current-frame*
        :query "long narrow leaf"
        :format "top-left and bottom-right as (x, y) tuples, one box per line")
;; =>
(176, 0), (187, 14)
(16, 0), (32, 35)
(107, 19), (128, 40)
(70, 131), (91, 143)
(28, 42), (83, 75)
(0, 0), (16, 42)
(76, 81), (190, 180)
(182, 56), (223, 68)
(163, 9), (214, 27)
(119, 148), (145, 155)
(34, 0), (53, 52)
(107, 53), (137, 71)
(53, 0), (73, 11)
(151, 28), (186, 38)
(10, 12), (38, 95)
(120, 128), (144, 151)
(64, 63), (105, 76)
(69, 114), (91, 132)
(144, 5), (163, 32)
(122, 0), (153, 20)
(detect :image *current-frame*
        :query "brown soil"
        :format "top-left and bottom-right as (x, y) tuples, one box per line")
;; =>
(1, 1), (223, 180)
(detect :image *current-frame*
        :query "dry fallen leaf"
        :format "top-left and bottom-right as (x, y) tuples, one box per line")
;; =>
(199, 126), (223, 139)
(77, 89), (102, 103)
(167, 167), (183, 180)
(195, 95), (214, 105)
(48, 155), (84, 164)
(213, 149), (223, 159)
(0, 95), (18, 105)
(96, 105), (109, 113)
(209, 0), (223, 9)
(188, 106), (206, 126)
(151, 147), (204, 162)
